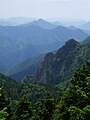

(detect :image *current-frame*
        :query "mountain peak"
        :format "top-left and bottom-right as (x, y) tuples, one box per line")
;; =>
(56, 39), (79, 57)
(35, 39), (90, 84)
(68, 25), (76, 30)
(38, 18), (45, 22)
(27, 18), (57, 29)
(65, 39), (79, 46)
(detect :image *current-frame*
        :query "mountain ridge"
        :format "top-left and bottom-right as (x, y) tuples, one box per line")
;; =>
(33, 39), (90, 84)
(0, 19), (88, 73)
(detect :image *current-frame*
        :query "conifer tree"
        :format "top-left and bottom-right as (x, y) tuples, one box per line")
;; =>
(15, 96), (33, 120)
(0, 88), (11, 120)
(53, 61), (90, 120)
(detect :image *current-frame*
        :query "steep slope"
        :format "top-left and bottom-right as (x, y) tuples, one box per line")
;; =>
(0, 73), (18, 100)
(51, 26), (87, 42)
(7, 54), (45, 81)
(35, 39), (90, 84)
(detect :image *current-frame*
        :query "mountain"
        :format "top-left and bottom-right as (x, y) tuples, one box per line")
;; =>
(34, 39), (90, 84)
(0, 19), (15, 26)
(52, 21), (61, 26)
(0, 25), (61, 73)
(0, 23), (87, 73)
(0, 17), (35, 26)
(0, 38), (61, 73)
(24, 19), (57, 29)
(61, 20), (86, 27)
(51, 26), (87, 42)
(67, 25), (76, 30)
(23, 19), (87, 42)
(79, 22), (90, 30)
(7, 54), (45, 81)
(7, 17), (35, 25)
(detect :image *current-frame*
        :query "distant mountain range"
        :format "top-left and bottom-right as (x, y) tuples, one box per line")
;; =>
(79, 22), (90, 30)
(0, 17), (35, 26)
(23, 19), (58, 29)
(0, 19), (88, 74)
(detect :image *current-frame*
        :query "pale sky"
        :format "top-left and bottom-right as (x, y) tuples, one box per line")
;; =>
(0, 0), (90, 21)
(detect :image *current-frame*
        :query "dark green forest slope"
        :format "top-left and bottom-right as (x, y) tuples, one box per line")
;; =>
(53, 61), (90, 120)
(0, 60), (90, 120)
(0, 74), (18, 100)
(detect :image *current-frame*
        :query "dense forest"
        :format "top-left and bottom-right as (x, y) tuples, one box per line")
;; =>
(0, 60), (90, 120)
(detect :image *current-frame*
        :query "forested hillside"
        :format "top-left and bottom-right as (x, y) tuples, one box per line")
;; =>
(0, 61), (90, 120)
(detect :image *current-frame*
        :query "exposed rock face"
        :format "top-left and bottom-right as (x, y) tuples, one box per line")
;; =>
(36, 52), (55, 83)
(35, 39), (81, 84)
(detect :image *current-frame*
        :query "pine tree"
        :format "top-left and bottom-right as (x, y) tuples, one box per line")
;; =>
(15, 96), (33, 120)
(0, 88), (11, 120)
(34, 93), (55, 120)
(53, 61), (90, 120)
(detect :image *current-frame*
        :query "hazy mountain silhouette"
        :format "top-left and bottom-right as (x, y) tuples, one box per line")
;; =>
(0, 20), (88, 73)
(24, 18), (57, 29)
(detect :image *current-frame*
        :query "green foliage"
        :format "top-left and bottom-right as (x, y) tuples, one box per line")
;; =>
(0, 74), (19, 100)
(19, 81), (47, 103)
(82, 105), (90, 120)
(68, 106), (83, 120)
(0, 88), (11, 120)
(15, 96), (33, 120)
(33, 94), (55, 120)
(0, 88), (10, 111)
(0, 107), (8, 120)
(53, 61), (90, 120)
